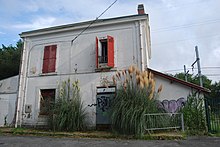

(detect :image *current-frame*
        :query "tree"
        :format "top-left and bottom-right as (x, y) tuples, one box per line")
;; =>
(174, 73), (212, 89)
(0, 40), (22, 80)
(174, 72), (220, 100)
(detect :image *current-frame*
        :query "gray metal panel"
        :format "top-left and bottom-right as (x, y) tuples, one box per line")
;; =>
(96, 94), (114, 125)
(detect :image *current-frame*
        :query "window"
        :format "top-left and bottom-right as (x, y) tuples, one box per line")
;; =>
(39, 89), (55, 115)
(42, 45), (57, 73)
(96, 36), (114, 68)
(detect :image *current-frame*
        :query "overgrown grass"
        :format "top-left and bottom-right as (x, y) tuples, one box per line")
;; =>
(48, 79), (87, 132)
(12, 127), (27, 135)
(111, 65), (163, 137)
(181, 93), (207, 135)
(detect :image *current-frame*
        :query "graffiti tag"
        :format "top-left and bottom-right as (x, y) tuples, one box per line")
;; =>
(97, 96), (111, 112)
(158, 97), (186, 113)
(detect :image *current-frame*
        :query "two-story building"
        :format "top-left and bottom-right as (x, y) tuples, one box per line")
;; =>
(15, 4), (152, 127)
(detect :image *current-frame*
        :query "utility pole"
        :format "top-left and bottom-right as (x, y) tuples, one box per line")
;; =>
(184, 65), (188, 82)
(195, 46), (203, 87)
(191, 46), (203, 87)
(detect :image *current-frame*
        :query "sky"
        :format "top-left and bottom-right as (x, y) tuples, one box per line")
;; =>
(0, 0), (220, 82)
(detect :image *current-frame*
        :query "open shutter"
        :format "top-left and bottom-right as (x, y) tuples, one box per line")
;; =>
(107, 35), (114, 67)
(96, 37), (99, 68)
(42, 46), (50, 73)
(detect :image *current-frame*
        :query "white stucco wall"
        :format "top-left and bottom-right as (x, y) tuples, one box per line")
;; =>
(0, 76), (18, 126)
(154, 75), (193, 101)
(154, 74), (204, 113)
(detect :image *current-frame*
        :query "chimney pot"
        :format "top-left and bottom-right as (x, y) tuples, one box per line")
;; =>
(138, 4), (145, 15)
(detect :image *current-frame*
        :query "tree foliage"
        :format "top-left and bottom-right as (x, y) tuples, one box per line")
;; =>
(174, 73), (212, 89)
(174, 72), (220, 106)
(0, 40), (22, 80)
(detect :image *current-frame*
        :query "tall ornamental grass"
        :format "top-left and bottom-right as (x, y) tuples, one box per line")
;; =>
(48, 79), (87, 131)
(111, 65), (163, 136)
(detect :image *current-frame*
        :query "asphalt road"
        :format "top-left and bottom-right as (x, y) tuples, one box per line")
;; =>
(0, 135), (220, 147)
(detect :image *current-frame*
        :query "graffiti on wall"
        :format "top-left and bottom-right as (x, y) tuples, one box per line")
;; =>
(97, 96), (111, 112)
(88, 96), (112, 112)
(158, 97), (186, 113)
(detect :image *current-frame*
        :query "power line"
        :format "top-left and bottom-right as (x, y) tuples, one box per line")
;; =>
(152, 33), (220, 46)
(163, 66), (220, 73)
(205, 74), (220, 77)
(151, 18), (220, 33)
(71, 0), (117, 44)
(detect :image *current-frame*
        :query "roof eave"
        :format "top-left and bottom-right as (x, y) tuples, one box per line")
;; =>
(20, 14), (148, 38)
(147, 68), (211, 93)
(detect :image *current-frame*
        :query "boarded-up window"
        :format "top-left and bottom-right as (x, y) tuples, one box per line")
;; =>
(39, 89), (55, 115)
(42, 45), (57, 73)
(96, 36), (114, 68)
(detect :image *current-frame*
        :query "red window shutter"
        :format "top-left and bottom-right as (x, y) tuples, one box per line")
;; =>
(50, 45), (57, 59)
(96, 37), (99, 68)
(42, 46), (50, 73)
(49, 45), (57, 72)
(42, 45), (57, 73)
(43, 46), (50, 59)
(42, 59), (49, 73)
(107, 35), (114, 67)
(48, 59), (56, 72)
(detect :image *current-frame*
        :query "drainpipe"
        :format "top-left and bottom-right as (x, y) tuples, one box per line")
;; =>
(15, 38), (27, 128)
(139, 20), (144, 71)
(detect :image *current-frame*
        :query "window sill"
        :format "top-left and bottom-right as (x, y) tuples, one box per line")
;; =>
(39, 72), (57, 76)
(95, 67), (117, 72)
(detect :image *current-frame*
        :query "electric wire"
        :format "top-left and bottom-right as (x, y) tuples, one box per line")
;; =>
(152, 33), (220, 46)
(71, 0), (117, 44)
(152, 18), (220, 33)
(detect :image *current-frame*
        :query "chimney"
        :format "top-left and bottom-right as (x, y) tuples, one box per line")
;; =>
(137, 4), (145, 15)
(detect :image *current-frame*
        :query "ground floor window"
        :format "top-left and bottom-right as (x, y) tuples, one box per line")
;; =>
(39, 89), (55, 115)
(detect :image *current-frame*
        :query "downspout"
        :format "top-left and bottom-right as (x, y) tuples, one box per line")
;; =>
(15, 38), (27, 128)
(138, 20), (144, 71)
(13, 40), (24, 127)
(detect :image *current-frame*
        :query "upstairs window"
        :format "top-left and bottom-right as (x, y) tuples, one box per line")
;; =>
(96, 36), (114, 69)
(42, 45), (57, 73)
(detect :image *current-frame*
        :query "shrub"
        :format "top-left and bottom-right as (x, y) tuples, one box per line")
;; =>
(181, 93), (207, 134)
(111, 65), (163, 136)
(48, 79), (87, 131)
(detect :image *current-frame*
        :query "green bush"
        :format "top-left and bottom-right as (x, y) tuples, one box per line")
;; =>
(111, 65), (163, 137)
(48, 79), (87, 132)
(181, 93), (207, 133)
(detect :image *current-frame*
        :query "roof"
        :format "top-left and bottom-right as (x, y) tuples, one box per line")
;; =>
(147, 68), (210, 93)
(20, 14), (148, 37)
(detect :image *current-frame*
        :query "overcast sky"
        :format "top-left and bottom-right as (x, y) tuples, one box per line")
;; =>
(0, 0), (219, 82)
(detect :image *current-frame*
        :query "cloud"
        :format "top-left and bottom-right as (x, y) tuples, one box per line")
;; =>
(11, 16), (56, 30)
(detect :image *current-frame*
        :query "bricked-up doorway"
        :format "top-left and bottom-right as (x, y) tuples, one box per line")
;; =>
(39, 89), (55, 115)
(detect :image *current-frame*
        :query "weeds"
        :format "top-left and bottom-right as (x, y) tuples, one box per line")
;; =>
(48, 79), (87, 132)
(181, 93), (207, 134)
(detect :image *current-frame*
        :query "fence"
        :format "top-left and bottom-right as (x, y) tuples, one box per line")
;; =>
(205, 98), (220, 133)
(144, 113), (184, 131)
